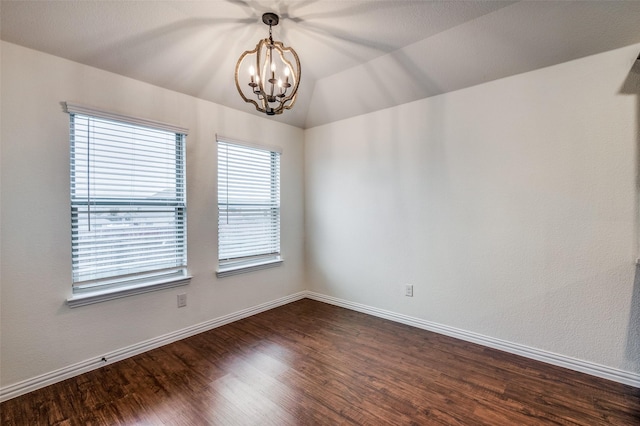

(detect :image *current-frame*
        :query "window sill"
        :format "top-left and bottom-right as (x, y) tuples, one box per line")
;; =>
(216, 258), (283, 278)
(67, 274), (191, 308)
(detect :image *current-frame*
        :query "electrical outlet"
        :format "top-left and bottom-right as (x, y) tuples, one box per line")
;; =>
(405, 284), (413, 297)
(177, 293), (187, 308)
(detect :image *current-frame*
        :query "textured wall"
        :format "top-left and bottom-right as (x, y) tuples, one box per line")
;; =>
(0, 41), (306, 387)
(305, 44), (640, 374)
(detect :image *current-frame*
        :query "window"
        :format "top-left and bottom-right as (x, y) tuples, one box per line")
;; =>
(65, 103), (189, 307)
(217, 136), (281, 277)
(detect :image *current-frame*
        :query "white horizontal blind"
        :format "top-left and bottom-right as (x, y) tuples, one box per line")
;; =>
(70, 113), (186, 287)
(218, 139), (280, 266)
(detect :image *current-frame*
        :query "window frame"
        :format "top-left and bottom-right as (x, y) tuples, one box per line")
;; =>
(64, 102), (190, 307)
(216, 135), (282, 277)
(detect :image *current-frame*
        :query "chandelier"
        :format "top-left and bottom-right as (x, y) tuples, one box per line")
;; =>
(234, 13), (301, 116)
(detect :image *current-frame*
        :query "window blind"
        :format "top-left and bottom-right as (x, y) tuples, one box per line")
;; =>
(217, 138), (280, 267)
(70, 113), (186, 288)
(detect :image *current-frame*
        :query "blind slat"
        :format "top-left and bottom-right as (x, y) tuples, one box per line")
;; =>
(70, 112), (187, 284)
(218, 139), (280, 264)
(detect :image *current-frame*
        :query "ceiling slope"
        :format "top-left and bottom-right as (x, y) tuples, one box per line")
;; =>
(2, 1), (640, 129)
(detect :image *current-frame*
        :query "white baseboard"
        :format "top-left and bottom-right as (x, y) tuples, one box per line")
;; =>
(0, 291), (307, 402)
(2, 290), (638, 402)
(305, 291), (640, 388)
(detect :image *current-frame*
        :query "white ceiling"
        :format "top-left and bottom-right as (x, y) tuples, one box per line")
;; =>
(2, 1), (640, 128)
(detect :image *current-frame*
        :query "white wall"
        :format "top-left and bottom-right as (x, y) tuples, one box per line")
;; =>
(0, 41), (305, 387)
(305, 43), (640, 375)
(2, 37), (640, 393)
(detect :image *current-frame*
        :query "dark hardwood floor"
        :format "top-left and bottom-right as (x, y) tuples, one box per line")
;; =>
(2, 299), (639, 425)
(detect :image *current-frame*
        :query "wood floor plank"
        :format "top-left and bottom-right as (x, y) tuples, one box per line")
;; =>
(2, 299), (638, 425)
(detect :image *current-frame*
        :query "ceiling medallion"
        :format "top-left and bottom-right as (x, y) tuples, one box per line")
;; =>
(234, 13), (301, 116)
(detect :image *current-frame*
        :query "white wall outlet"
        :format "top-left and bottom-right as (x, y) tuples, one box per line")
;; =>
(177, 293), (187, 308)
(405, 284), (413, 297)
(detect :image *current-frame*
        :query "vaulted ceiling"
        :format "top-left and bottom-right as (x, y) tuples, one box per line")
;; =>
(2, 1), (640, 129)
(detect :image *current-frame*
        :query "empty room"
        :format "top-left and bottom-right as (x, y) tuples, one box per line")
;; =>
(1, 1), (639, 424)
